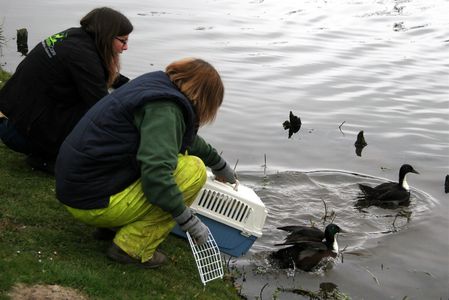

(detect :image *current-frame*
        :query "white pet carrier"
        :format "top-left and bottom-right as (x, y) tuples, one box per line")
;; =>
(172, 171), (267, 257)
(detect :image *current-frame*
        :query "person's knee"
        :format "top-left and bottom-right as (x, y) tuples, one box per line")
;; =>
(176, 155), (207, 189)
(188, 155), (206, 171)
(178, 155), (205, 172)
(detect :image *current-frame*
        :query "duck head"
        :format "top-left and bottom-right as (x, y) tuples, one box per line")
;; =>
(399, 164), (419, 191)
(324, 224), (343, 253)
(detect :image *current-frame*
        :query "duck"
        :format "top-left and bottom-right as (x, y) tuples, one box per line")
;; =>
(275, 224), (334, 245)
(269, 223), (342, 271)
(283, 111), (301, 138)
(354, 130), (367, 157)
(357, 164), (419, 208)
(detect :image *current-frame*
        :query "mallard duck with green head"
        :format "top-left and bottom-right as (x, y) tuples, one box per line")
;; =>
(269, 223), (343, 271)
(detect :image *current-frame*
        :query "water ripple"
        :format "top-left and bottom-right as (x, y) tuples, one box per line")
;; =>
(239, 170), (436, 255)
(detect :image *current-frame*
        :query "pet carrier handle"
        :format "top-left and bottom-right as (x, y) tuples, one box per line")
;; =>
(233, 180), (239, 191)
(212, 176), (239, 191)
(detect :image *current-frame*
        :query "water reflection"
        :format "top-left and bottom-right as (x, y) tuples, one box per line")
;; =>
(278, 282), (350, 299)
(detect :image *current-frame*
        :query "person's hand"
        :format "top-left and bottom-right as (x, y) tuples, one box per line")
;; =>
(211, 157), (237, 184)
(174, 207), (209, 245)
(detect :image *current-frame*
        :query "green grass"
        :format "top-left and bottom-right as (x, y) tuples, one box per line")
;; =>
(0, 67), (9, 89)
(0, 25), (6, 71)
(0, 69), (241, 300)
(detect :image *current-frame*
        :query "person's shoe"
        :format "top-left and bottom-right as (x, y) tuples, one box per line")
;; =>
(106, 243), (168, 269)
(92, 228), (117, 241)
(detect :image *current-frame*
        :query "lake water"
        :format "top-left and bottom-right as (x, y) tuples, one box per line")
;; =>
(1, 0), (448, 299)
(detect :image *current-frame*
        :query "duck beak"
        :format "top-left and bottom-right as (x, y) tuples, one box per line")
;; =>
(412, 169), (420, 175)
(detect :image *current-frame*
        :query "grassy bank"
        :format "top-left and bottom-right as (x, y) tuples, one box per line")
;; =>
(0, 67), (9, 89)
(0, 69), (241, 300)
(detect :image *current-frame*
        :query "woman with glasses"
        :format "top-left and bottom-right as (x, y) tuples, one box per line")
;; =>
(56, 58), (237, 268)
(0, 7), (133, 174)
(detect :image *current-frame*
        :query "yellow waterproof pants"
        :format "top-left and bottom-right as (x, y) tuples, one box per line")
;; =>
(65, 155), (206, 262)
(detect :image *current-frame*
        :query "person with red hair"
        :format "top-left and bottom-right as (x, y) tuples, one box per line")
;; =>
(56, 58), (237, 268)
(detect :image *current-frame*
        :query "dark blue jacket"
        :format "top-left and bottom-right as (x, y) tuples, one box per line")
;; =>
(55, 71), (197, 209)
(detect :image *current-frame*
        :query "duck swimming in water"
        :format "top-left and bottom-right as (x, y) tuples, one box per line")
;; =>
(354, 130), (367, 157)
(357, 164), (419, 208)
(283, 111), (301, 138)
(269, 223), (342, 271)
(275, 224), (335, 245)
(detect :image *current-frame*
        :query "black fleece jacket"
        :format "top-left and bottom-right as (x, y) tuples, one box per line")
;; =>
(0, 27), (110, 159)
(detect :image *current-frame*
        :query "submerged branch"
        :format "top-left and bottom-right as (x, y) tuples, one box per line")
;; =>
(338, 121), (346, 135)
(259, 283), (269, 300)
(364, 267), (380, 286)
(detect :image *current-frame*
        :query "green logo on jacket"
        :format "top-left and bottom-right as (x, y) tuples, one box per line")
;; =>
(44, 31), (68, 47)
(42, 31), (68, 58)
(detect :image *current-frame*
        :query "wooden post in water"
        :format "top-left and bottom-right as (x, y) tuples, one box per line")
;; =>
(16, 28), (28, 56)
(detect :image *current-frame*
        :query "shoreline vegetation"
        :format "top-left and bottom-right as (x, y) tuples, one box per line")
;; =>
(0, 64), (241, 299)
(0, 67), (9, 89)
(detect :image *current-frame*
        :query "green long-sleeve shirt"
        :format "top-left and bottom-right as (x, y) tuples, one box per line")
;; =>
(133, 100), (222, 217)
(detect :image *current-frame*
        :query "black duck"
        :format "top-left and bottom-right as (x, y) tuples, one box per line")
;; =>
(357, 164), (419, 208)
(283, 111), (301, 138)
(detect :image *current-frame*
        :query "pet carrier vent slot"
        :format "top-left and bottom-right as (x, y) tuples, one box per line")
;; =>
(197, 189), (251, 224)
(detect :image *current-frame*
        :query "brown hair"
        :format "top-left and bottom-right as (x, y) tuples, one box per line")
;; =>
(80, 7), (133, 87)
(166, 58), (224, 126)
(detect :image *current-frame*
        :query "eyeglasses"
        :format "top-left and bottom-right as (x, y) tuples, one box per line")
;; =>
(115, 37), (128, 46)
